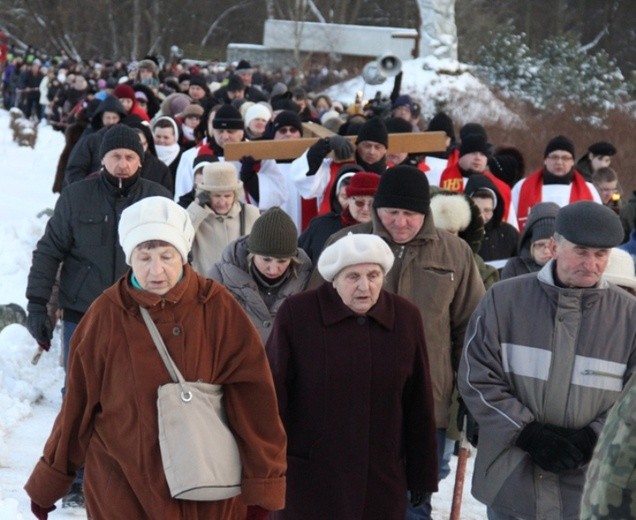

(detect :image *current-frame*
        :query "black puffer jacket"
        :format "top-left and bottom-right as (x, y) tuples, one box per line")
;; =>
(26, 172), (171, 321)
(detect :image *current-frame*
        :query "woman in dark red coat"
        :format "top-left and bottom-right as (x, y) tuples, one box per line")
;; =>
(266, 234), (438, 520)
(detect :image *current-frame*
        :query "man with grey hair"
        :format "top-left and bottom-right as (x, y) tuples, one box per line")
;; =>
(458, 200), (636, 519)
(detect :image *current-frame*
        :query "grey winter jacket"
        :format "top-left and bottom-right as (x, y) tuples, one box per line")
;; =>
(458, 261), (636, 519)
(26, 173), (171, 320)
(208, 236), (313, 343)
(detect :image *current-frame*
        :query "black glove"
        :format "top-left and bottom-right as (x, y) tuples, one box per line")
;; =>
(196, 190), (211, 208)
(26, 301), (54, 346)
(552, 424), (597, 466)
(306, 138), (332, 175)
(456, 398), (479, 447)
(409, 491), (431, 507)
(239, 155), (260, 203)
(328, 135), (354, 161)
(516, 422), (586, 473)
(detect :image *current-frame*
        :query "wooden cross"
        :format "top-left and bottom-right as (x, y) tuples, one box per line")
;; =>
(223, 122), (448, 161)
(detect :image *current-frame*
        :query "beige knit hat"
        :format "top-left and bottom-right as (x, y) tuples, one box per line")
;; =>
(198, 162), (243, 193)
(119, 197), (194, 265)
(603, 248), (636, 289)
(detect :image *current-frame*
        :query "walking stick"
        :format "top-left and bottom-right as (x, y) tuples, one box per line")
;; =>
(450, 417), (472, 520)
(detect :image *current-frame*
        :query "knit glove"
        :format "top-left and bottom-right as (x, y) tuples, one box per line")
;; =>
(409, 491), (431, 507)
(456, 398), (479, 447)
(246, 505), (269, 520)
(239, 155), (260, 203)
(516, 422), (586, 473)
(196, 190), (211, 208)
(328, 135), (354, 161)
(305, 137), (332, 175)
(31, 501), (56, 520)
(26, 301), (53, 347)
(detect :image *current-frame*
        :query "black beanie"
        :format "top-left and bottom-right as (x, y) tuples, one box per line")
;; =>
(373, 165), (430, 214)
(213, 104), (244, 130)
(385, 116), (413, 134)
(227, 74), (245, 92)
(459, 122), (487, 142)
(588, 141), (616, 157)
(544, 135), (575, 158)
(460, 133), (490, 157)
(99, 124), (144, 162)
(247, 207), (298, 258)
(427, 112), (455, 142)
(188, 75), (208, 91)
(272, 110), (303, 135)
(555, 201), (623, 248)
(356, 117), (389, 147)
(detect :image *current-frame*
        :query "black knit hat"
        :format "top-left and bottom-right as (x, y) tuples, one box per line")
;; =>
(427, 112), (455, 142)
(236, 60), (253, 72)
(555, 200), (623, 248)
(373, 165), (430, 214)
(272, 110), (303, 135)
(227, 74), (244, 92)
(188, 75), (209, 91)
(385, 116), (413, 134)
(212, 104), (244, 130)
(99, 124), (144, 162)
(247, 207), (298, 258)
(459, 123), (487, 142)
(460, 133), (490, 157)
(271, 92), (300, 113)
(544, 135), (575, 158)
(355, 117), (388, 147)
(588, 141), (616, 157)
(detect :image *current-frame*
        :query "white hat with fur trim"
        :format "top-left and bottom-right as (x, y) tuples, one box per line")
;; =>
(429, 193), (472, 234)
(318, 233), (394, 282)
(603, 248), (636, 289)
(119, 197), (194, 265)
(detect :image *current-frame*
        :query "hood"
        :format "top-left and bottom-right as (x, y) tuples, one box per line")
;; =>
(518, 202), (560, 257)
(464, 174), (504, 226)
(91, 95), (128, 129)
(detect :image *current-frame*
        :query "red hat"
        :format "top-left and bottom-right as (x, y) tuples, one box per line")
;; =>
(346, 172), (381, 197)
(113, 83), (136, 101)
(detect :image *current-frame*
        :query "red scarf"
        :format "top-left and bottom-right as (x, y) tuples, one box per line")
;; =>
(517, 168), (595, 231)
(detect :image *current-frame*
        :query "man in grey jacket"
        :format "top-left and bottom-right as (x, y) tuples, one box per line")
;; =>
(459, 201), (636, 519)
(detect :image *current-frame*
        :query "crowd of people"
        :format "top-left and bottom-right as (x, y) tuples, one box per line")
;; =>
(8, 47), (636, 520)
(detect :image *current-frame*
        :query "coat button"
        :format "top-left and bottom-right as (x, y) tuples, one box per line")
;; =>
(264, 320), (272, 328)
(172, 327), (181, 336)
(357, 316), (366, 325)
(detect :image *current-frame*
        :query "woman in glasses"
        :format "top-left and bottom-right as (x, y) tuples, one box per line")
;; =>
(299, 170), (381, 263)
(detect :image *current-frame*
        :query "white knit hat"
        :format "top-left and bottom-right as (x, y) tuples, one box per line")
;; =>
(603, 248), (636, 289)
(244, 103), (272, 127)
(318, 233), (394, 282)
(118, 197), (194, 265)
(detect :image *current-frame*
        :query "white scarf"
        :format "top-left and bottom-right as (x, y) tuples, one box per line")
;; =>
(155, 143), (180, 167)
(182, 125), (195, 142)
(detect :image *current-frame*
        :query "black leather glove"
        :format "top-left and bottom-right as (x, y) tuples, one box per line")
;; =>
(239, 155), (260, 203)
(328, 135), (354, 160)
(196, 190), (211, 208)
(409, 491), (431, 507)
(26, 301), (54, 346)
(456, 398), (479, 447)
(516, 422), (586, 473)
(306, 138), (332, 175)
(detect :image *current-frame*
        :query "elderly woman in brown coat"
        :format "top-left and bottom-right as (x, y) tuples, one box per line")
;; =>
(266, 233), (438, 520)
(25, 197), (286, 520)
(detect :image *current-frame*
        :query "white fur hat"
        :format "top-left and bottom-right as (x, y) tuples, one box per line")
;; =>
(603, 248), (636, 289)
(430, 193), (472, 234)
(318, 233), (394, 282)
(119, 197), (194, 265)
(244, 103), (272, 127)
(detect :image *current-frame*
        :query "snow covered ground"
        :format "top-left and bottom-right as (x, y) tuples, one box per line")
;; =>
(0, 109), (487, 519)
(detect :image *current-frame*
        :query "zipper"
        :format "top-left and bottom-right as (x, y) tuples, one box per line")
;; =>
(581, 369), (623, 380)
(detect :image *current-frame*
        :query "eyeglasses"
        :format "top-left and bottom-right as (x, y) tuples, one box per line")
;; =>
(276, 127), (300, 135)
(546, 154), (573, 162)
(352, 198), (373, 208)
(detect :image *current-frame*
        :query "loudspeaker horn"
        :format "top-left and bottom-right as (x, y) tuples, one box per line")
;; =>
(377, 53), (402, 77)
(362, 61), (386, 86)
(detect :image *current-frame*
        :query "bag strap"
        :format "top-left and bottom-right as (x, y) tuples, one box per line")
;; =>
(140, 307), (185, 385)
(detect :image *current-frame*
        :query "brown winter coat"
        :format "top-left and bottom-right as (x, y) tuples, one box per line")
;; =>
(25, 265), (286, 519)
(266, 284), (438, 520)
(310, 209), (486, 427)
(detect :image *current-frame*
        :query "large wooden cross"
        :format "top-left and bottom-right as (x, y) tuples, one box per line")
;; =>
(224, 122), (447, 161)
